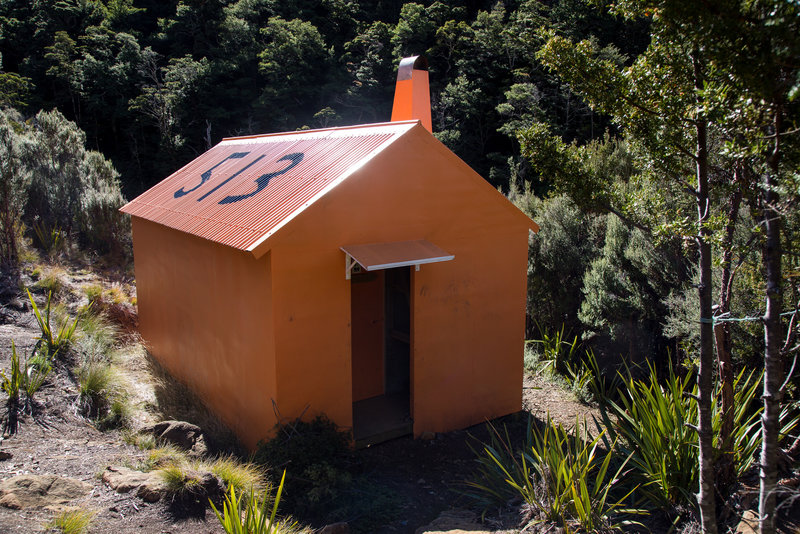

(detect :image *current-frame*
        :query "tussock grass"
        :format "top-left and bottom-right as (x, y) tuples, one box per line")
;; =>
(122, 429), (158, 450)
(32, 265), (67, 296)
(159, 464), (203, 497)
(76, 312), (121, 357)
(207, 455), (267, 494)
(141, 444), (189, 471)
(76, 361), (131, 427)
(46, 508), (95, 534)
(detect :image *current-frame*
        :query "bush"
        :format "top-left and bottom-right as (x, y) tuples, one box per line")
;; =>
(253, 416), (352, 495)
(254, 415), (367, 522)
(0, 108), (28, 269)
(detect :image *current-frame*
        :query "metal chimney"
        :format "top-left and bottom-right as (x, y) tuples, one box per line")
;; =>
(390, 56), (432, 133)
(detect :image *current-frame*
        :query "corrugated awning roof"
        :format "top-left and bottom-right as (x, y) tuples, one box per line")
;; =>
(121, 121), (418, 256)
(341, 240), (454, 279)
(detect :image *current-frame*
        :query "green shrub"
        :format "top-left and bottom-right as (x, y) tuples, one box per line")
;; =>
(467, 416), (642, 532)
(253, 415), (364, 522)
(46, 508), (95, 534)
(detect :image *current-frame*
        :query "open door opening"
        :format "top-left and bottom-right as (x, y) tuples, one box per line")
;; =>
(351, 267), (412, 446)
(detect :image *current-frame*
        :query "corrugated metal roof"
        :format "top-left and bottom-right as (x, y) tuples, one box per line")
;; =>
(121, 121), (418, 255)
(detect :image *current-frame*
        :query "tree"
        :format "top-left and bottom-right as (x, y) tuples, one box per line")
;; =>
(257, 17), (330, 129)
(530, 12), (731, 531)
(638, 3), (800, 531)
(0, 108), (28, 270)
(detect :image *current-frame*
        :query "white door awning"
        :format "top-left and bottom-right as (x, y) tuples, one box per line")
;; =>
(341, 240), (454, 279)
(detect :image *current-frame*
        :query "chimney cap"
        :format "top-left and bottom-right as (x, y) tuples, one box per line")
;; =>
(397, 56), (428, 81)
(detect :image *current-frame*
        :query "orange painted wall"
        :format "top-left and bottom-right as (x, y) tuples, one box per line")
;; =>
(131, 217), (277, 450)
(351, 271), (385, 402)
(266, 123), (530, 437)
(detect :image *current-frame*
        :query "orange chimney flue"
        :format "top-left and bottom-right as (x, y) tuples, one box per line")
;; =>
(391, 56), (432, 133)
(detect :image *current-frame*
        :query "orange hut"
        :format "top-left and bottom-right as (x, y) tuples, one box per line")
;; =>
(121, 57), (539, 449)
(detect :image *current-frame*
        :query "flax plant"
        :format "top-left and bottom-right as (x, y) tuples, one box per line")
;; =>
(211, 470), (300, 534)
(468, 417), (641, 532)
(27, 289), (81, 357)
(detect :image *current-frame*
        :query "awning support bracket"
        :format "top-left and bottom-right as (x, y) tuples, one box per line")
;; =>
(345, 253), (360, 280)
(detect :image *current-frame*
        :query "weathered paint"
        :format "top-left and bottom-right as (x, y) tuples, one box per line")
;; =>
(127, 121), (535, 448)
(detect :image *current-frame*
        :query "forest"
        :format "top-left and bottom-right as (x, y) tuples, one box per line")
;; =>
(0, 0), (799, 533)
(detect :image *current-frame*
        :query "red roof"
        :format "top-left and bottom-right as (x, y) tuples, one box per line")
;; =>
(121, 121), (417, 255)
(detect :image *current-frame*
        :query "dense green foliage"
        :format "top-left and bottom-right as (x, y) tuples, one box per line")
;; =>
(0, 0), (647, 200)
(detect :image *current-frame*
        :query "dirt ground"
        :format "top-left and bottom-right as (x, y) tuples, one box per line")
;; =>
(0, 263), (605, 534)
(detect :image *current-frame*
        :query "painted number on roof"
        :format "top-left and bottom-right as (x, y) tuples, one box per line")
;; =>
(173, 152), (305, 204)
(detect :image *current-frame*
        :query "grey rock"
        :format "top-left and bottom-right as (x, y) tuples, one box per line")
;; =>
(0, 474), (91, 509)
(102, 466), (167, 503)
(143, 420), (208, 456)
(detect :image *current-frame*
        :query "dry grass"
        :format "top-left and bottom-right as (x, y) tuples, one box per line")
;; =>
(46, 508), (95, 534)
(31, 265), (68, 297)
(206, 455), (267, 494)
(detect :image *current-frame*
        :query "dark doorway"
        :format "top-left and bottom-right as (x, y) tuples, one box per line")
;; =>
(351, 267), (412, 446)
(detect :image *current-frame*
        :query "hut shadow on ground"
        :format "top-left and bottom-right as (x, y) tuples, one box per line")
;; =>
(144, 351), (243, 455)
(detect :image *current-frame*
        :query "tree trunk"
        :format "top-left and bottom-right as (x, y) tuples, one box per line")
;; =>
(693, 52), (718, 534)
(714, 178), (742, 495)
(759, 106), (784, 534)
